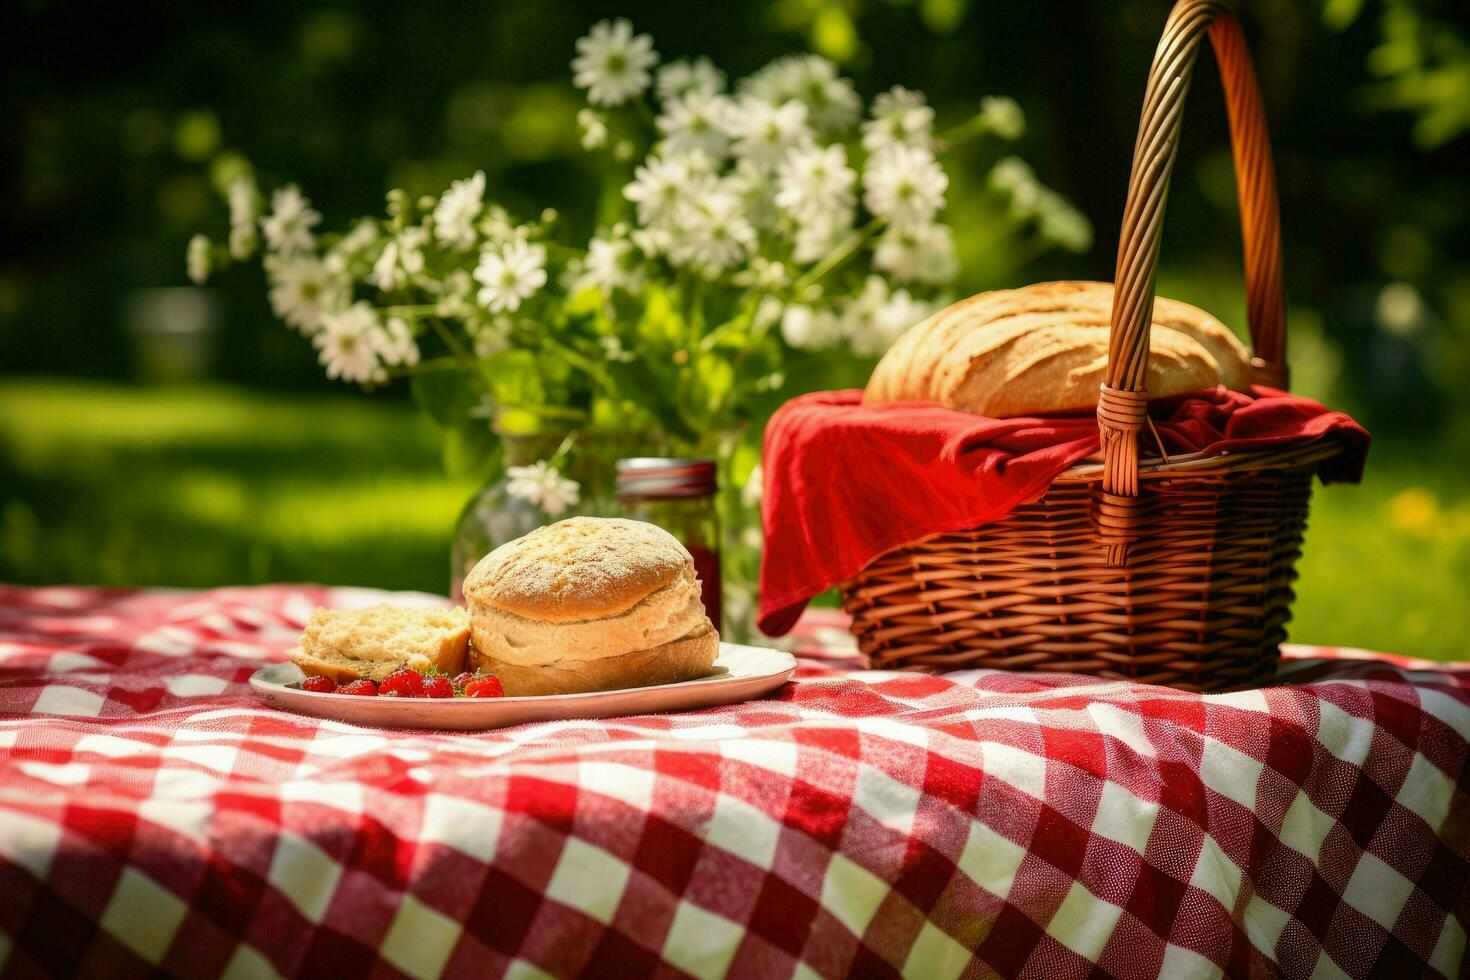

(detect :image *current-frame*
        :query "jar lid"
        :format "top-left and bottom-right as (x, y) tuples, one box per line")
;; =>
(616, 457), (716, 498)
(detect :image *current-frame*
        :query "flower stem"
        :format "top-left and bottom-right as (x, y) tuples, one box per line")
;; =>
(792, 217), (886, 293)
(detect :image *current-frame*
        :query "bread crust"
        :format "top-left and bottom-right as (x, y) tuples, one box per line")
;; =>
(462, 517), (692, 623)
(468, 625), (719, 696)
(865, 281), (1251, 417)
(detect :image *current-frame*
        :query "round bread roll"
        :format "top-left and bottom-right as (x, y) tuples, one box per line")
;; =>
(461, 517), (718, 696)
(864, 281), (1252, 417)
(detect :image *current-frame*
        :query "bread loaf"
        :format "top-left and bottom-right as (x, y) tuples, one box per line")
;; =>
(864, 281), (1251, 417)
(462, 517), (719, 696)
(292, 605), (470, 683)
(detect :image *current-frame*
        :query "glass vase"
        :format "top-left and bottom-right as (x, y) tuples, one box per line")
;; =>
(449, 432), (625, 601)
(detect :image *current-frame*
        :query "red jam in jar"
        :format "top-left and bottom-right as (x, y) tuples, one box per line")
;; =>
(615, 457), (721, 633)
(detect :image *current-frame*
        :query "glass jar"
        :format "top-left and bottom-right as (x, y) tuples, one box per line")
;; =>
(616, 458), (721, 632)
(449, 432), (619, 601)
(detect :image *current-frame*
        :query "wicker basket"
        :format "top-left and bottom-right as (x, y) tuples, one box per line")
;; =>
(839, 0), (1351, 692)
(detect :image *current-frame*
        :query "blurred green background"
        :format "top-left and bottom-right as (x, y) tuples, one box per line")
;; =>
(3, 0), (1467, 658)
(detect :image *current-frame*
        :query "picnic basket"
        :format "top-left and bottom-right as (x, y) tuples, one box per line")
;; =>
(838, 0), (1350, 691)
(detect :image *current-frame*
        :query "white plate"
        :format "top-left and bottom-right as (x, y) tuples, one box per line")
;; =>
(249, 643), (798, 731)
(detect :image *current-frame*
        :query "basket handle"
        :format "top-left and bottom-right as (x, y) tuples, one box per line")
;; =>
(1097, 0), (1287, 565)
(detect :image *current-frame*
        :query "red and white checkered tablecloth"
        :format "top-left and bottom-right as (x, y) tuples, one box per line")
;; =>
(0, 585), (1466, 979)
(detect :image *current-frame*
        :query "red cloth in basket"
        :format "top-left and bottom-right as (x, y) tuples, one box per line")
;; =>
(758, 386), (1370, 636)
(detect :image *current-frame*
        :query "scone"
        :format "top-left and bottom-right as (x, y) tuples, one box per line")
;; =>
(864, 280), (1252, 417)
(462, 517), (719, 696)
(292, 605), (470, 683)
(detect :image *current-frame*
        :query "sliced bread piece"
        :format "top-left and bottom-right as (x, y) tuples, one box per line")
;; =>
(292, 605), (470, 683)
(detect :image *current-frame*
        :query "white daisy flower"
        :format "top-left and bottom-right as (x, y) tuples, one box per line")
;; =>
(872, 221), (958, 284)
(978, 95), (1025, 141)
(474, 240), (548, 313)
(578, 234), (644, 295)
(375, 316), (420, 368)
(863, 143), (948, 230)
(265, 253), (349, 334)
(371, 226), (429, 292)
(726, 158), (780, 229)
(791, 209), (851, 264)
(657, 57), (725, 101)
(622, 152), (714, 227)
(728, 98), (813, 170)
(841, 276), (930, 356)
(862, 86), (935, 153)
(656, 91), (733, 160)
(325, 219), (379, 275)
(577, 109), (609, 150)
(259, 185), (321, 255)
(186, 235), (211, 285)
(433, 171), (486, 251)
(779, 303), (842, 350)
(572, 19), (658, 107)
(226, 178), (260, 260)
(314, 302), (385, 384)
(775, 143), (855, 224)
(506, 461), (581, 516)
(742, 54), (861, 134)
(670, 185), (755, 271)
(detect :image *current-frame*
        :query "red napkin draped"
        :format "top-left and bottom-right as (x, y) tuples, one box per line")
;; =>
(758, 386), (1370, 636)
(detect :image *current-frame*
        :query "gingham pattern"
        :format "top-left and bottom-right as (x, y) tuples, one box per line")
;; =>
(0, 586), (1466, 979)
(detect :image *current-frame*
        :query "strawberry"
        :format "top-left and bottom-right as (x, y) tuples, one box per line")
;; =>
(379, 667), (425, 698)
(464, 675), (504, 699)
(300, 675), (337, 694)
(338, 678), (379, 697)
(422, 674), (455, 699)
(453, 671), (477, 690)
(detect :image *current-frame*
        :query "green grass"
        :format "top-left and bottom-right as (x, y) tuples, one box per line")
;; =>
(0, 379), (477, 594)
(1, 378), (1466, 660)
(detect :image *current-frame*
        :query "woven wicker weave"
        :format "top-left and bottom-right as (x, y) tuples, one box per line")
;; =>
(840, 0), (1350, 691)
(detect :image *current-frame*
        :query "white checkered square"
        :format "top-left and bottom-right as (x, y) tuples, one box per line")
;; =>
(544, 837), (630, 924)
(421, 794), (502, 862)
(820, 852), (890, 937)
(1279, 791), (1335, 863)
(1397, 753), (1455, 828)
(720, 738), (798, 777)
(1199, 736), (1263, 811)
(1342, 852), (1416, 931)
(0, 810), (63, 877)
(1241, 891), (1291, 955)
(1092, 780), (1158, 855)
(661, 900), (744, 977)
(981, 741), (1047, 800)
(1188, 834), (1243, 910)
(1158, 941), (1222, 978)
(267, 832), (342, 922)
(903, 920), (970, 979)
(853, 765), (921, 837)
(99, 868), (188, 963)
(703, 792), (781, 869)
(220, 942), (281, 979)
(1047, 881), (1124, 961)
(381, 893), (463, 979)
(30, 685), (105, 717)
(956, 819), (1026, 899)
(1087, 703), (1156, 757)
(578, 759), (656, 811)
(1430, 912), (1467, 978)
